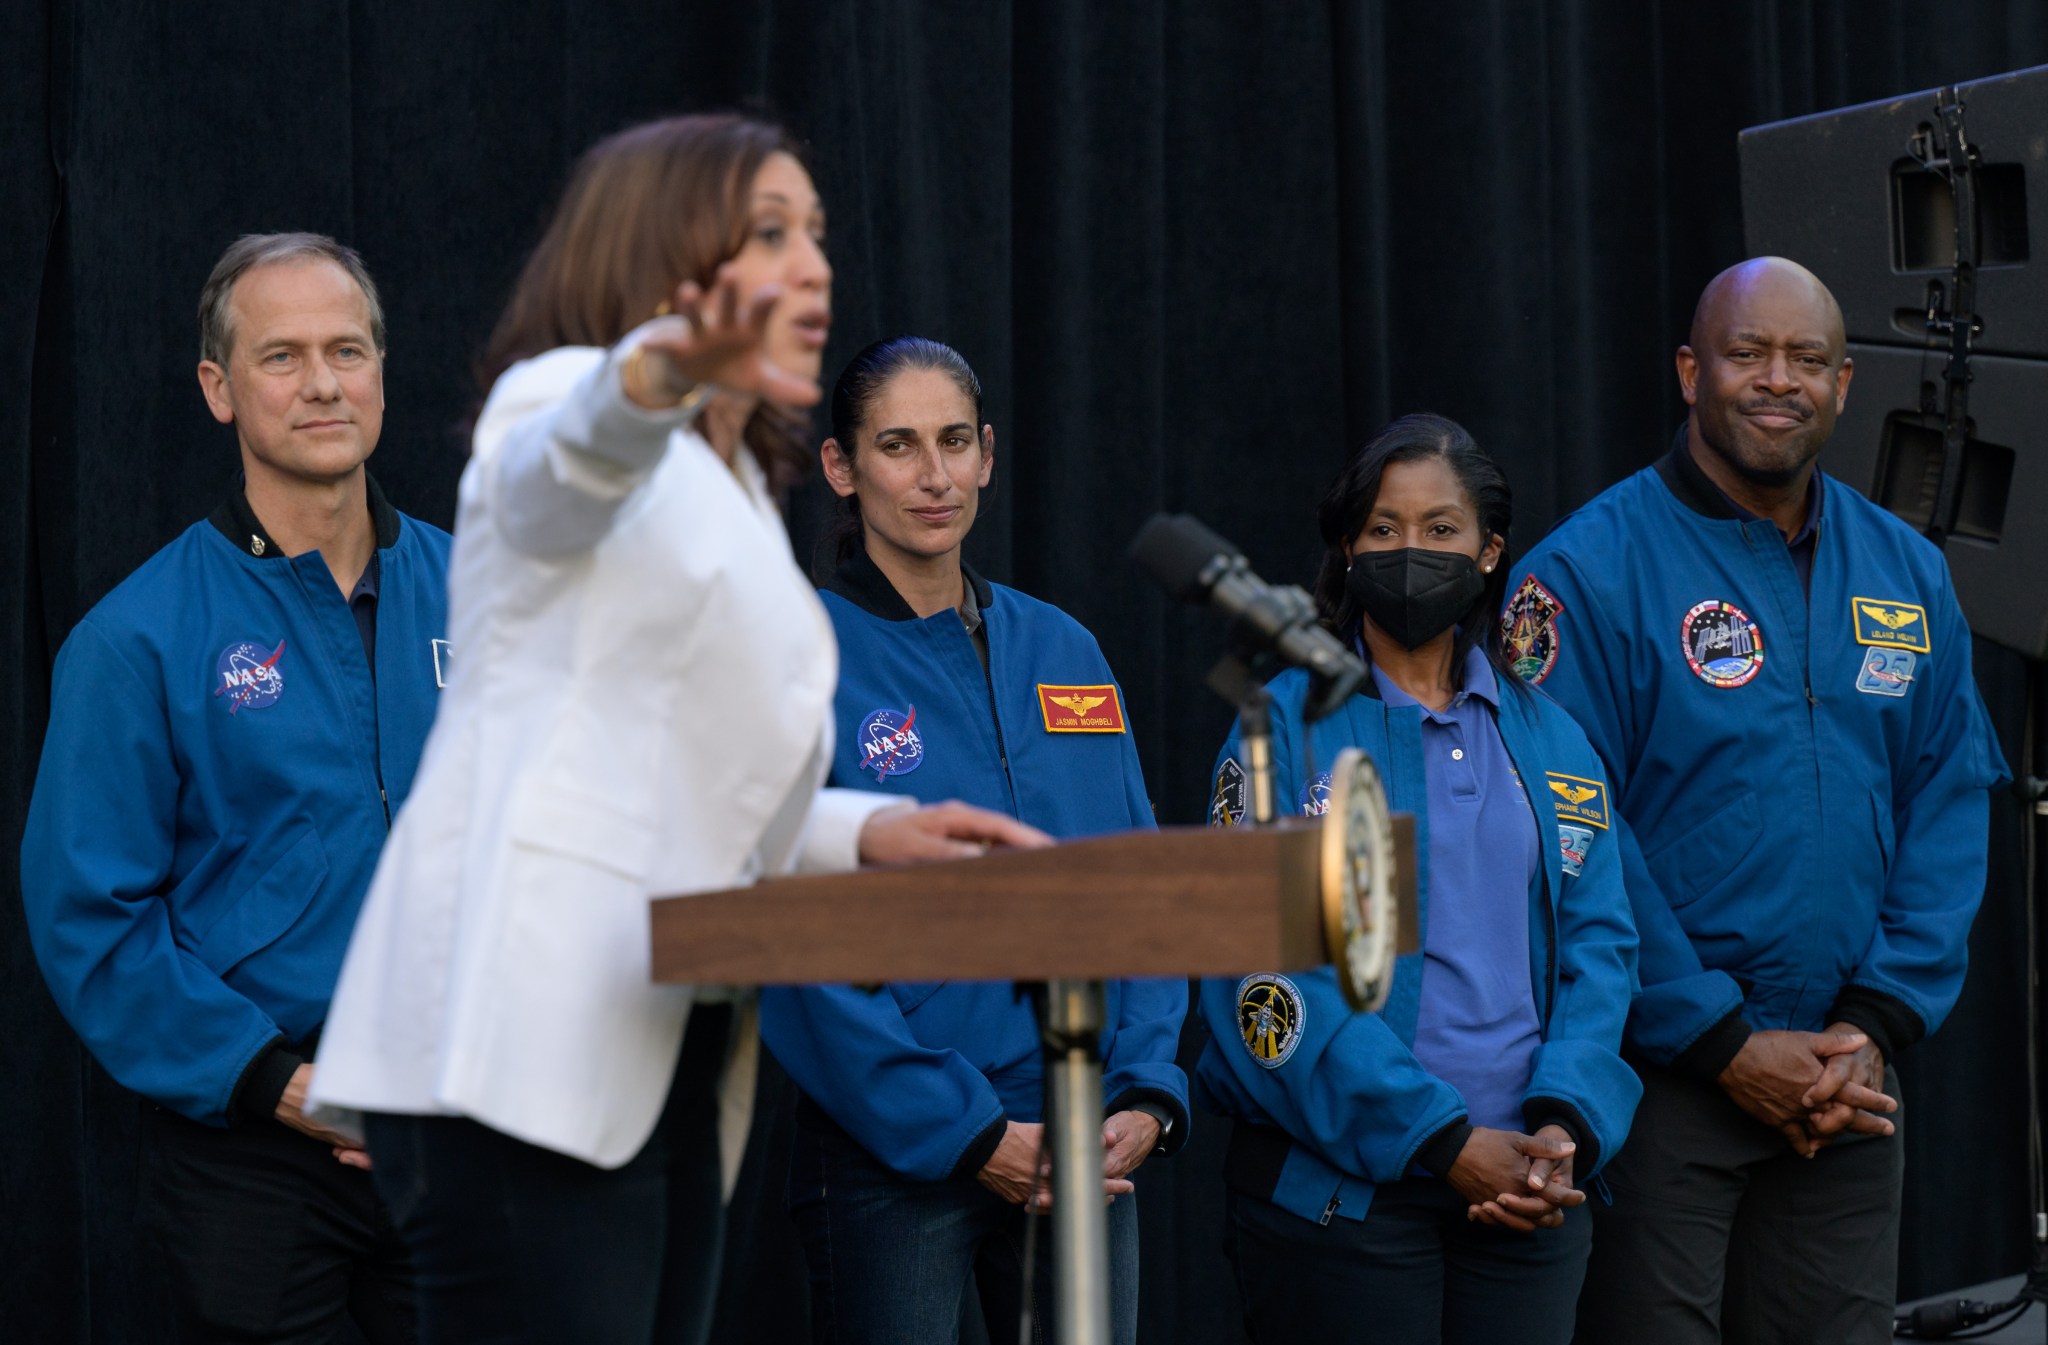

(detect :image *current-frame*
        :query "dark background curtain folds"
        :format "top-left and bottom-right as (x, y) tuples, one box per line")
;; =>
(5, 4), (2043, 1340)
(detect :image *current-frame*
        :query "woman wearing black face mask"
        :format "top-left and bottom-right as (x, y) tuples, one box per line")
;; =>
(1192, 414), (1641, 1345)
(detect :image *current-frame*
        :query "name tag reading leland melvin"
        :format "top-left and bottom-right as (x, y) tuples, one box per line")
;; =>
(1036, 683), (1128, 733)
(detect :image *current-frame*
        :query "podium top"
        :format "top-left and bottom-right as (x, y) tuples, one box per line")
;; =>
(650, 826), (1326, 986)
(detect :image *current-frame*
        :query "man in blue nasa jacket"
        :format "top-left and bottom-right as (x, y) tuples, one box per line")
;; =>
(1505, 258), (2008, 1345)
(21, 234), (450, 1343)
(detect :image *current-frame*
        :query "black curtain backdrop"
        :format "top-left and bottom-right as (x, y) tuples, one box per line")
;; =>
(6, 4), (2044, 1341)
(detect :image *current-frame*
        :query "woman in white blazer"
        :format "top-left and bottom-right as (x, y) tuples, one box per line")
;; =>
(310, 113), (1043, 1345)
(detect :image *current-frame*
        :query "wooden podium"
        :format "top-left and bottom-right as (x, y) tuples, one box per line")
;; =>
(650, 765), (1415, 1345)
(651, 825), (1327, 985)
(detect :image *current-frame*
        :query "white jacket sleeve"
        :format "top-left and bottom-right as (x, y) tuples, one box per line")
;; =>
(795, 788), (912, 874)
(489, 325), (702, 558)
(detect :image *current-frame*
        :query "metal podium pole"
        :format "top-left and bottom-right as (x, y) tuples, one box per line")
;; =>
(1043, 977), (1110, 1345)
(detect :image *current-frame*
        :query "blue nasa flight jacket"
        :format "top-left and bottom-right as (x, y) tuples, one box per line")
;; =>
(1504, 433), (2009, 1078)
(1194, 664), (1641, 1225)
(758, 552), (1190, 1183)
(21, 481), (451, 1126)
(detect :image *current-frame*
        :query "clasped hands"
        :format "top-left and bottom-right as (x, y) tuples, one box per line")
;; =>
(977, 1112), (1164, 1212)
(1448, 1124), (1584, 1232)
(1716, 1023), (1895, 1157)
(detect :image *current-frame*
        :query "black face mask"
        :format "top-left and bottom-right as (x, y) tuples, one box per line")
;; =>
(1347, 548), (1486, 651)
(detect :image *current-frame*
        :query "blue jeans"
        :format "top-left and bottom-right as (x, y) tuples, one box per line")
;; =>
(1225, 1176), (1591, 1345)
(787, 1117), (1139, 1345)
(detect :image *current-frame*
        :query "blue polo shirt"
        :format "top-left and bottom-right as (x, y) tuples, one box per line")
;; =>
(1373, 645), (1543, 1135)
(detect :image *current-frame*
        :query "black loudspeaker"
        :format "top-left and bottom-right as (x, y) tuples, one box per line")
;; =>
(1826, 344), (2048, 659)
(1742, 66), (2048, 659)
(1740, 65), (2048, 359)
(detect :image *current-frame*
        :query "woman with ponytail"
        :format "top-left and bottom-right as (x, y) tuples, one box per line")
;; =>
(759, 337), (1189, 1345)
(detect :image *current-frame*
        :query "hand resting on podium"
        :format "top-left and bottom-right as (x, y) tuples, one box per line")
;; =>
(857, 799), (1052, 864)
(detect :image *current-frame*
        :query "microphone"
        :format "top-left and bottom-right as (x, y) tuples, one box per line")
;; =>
(1130, 513), (1368, 721)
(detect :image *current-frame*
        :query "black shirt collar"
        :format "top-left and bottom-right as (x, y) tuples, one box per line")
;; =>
(209, 472), (401, 559)
(824, 546), (992, 622)
(1653, 423), (1825, 537)
(1654, 423), (1744, 521)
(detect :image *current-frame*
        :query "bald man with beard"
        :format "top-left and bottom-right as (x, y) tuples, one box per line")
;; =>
(1500, 258), (2008, 1344)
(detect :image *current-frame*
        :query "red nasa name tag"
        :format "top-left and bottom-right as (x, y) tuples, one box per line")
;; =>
(1036, 683), (1127, 733)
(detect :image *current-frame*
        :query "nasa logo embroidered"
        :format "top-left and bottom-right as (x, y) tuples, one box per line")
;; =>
(1852, 597), (1931, 653)
(1299, 770), (1333, 817)
(1856, 647), (1917, 698)
(1558, 823), (1595, 878)
(1681, 599), (1764, 688)
(1037, 683), (1127, 733)
(1236, 974), (1306, 1069)
(856, 705), (925, 780)
(1502, 574), (1565, 685)
(213, 639), (286, 713)
(1545, 772), (1610, 829)
(1210, 758), (1247, 827)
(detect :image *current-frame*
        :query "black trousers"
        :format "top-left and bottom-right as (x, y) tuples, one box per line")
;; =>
(1225, 1176), (1592, 1345)
(363, 1003), (731, 1345)
(1574, 1061), (1905, 1345)
(141, 1103), (416, 1345)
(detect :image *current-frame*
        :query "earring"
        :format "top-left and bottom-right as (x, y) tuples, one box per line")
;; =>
(655, 299), (674, 318)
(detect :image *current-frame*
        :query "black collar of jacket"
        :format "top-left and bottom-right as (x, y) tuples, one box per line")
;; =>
(1653, 422), (1828, 534)
(209, 472), (401, 559)
(824, 546), (993, 621)
(1652, 423), (1745, 522)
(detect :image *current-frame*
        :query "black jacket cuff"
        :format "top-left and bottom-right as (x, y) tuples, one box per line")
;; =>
(1674, 1008), (1753, 1082)
(1412, 1119), (1473, 1178)
(949, 1114), (1010, 1181)
(1827, 986), (1922, 1064)
(1522, 1097), (1598, 1175)
(228, 1039), (304, 1126)
(1106, 1087), (1190, 1157)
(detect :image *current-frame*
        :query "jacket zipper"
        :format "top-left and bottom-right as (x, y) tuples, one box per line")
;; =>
(1538, 858), (1558, 1036)
(977, 630), (1021, 814)
(1805, 519), (1823, 710)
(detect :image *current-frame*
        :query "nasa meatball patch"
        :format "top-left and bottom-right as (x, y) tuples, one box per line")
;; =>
(214, 639), (286, 713)
(856, 704), (925, 780)
(1237, 974), (1306, 1069)
(1299, 770), (1333, 818)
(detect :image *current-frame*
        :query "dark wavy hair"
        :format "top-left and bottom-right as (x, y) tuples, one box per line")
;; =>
(1312, 412), (1523, 690)
(819, 336), (985, 573)
(478, 112), (815, 491)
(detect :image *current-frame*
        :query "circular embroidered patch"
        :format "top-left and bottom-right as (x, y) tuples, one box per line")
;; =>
(213, 639), (286, 713)
(1236, 974), (1306, 1069)
(1680, 600), (1764, 688)
(856, 705), (924, 779)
